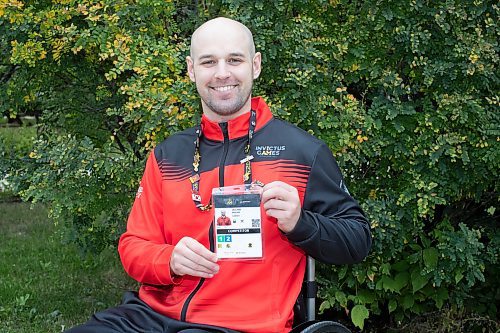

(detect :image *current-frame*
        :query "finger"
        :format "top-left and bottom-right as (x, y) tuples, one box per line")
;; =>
(263, 197), (289, 211)
(174, 261), (216, 278)
(264, 208), (286, 220)
(184, 238), (218, 263)
(175, 254), (219, 276)
(263, 181), (294, 192)
(176, 249), (219, 273)
(262, 186), (290, 203)
(265, 207), (297, 220)
(171, 251), (219, 277)
(179, 243), (219, 273)
(265, 207), (300, 233)
(172, 238), (219, 275)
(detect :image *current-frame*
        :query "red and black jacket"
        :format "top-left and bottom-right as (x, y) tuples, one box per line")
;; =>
(118, 97), (371, 332)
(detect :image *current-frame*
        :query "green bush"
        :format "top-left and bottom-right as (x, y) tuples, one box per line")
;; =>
(1, 0), (498, 330)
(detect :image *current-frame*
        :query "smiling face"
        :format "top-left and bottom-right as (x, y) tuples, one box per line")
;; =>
(186, 18), (262, 122)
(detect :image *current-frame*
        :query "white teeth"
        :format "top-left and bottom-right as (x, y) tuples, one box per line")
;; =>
(214, 85), (236, 92)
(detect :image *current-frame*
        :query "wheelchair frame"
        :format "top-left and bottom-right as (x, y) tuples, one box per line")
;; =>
(291, 257), (352, 333)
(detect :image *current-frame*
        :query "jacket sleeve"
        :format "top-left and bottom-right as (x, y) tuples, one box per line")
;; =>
(285, 143), (372, 264)
(118, 152), (179, 285)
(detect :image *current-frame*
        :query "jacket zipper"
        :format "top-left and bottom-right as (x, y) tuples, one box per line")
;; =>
(180, 122), (229, 321)
(218, 122), (229, 187)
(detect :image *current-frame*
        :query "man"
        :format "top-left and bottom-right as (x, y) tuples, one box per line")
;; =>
(67, 17), (371, 333)
(216, 211), (231, 226)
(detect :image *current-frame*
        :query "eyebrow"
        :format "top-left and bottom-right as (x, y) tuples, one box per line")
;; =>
(197, 52), (246, 61)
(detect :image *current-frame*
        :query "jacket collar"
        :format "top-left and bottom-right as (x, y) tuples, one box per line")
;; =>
(201, 97), (273, 141)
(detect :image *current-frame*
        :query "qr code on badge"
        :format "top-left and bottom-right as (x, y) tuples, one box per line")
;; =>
(252, 219), (261, 228)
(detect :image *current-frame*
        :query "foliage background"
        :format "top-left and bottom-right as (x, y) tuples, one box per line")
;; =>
(1, 0), (498, 330)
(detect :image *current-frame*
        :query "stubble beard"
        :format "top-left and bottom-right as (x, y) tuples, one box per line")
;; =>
(199, 83), (253, 118)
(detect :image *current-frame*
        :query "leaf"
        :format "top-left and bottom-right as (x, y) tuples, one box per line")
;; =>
(351, 304), (369, 329)
(388, 299), (397, 313)
(319, 300), (330, 313)
(381, 276), (397, 292)
(420, 236), (431, 248)
(380, 263), (391, 274)
(402, 294), (415, 310)
(409, 243), (422, 251)
(411, 269), (429, 293)
(393, 272), (410, 292)
(423, 247), (438, 269)
(434, 287), (449, 309)
(335, 291), (347, 307)
(357, 290), (376, 304)
(338, 266), (348, 280)
(375, 278), (384, 290)
(392, 260), (409, 272)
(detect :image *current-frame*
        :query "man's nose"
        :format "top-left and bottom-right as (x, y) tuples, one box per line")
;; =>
(214, 61), (230, 79)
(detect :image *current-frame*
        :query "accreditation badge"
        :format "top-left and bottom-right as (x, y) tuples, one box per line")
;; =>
(212, 184), (263, 260)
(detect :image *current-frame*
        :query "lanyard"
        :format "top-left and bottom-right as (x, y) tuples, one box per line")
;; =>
(190, 110), (257, 211)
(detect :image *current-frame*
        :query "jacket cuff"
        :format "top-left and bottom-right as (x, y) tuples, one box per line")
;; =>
(167, 270), (183, 285)
(284, 210), (318, 244)
(154, 246), (183, 285)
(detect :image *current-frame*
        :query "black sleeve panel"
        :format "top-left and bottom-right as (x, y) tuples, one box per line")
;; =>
(285, 143), (372, 264)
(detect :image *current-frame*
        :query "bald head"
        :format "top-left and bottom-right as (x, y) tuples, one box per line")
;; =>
(186, 17), (262, 122)
(190, 17), (256, 59)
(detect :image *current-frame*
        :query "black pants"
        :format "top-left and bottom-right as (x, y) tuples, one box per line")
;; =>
(65, 291), (240, 333)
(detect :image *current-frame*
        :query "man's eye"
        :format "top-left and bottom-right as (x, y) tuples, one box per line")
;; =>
(228, 58), (242, 64)
(201, 60), (215, 65)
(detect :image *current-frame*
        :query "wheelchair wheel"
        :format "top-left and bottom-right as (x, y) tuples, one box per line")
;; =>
(299, 320), (351, 333)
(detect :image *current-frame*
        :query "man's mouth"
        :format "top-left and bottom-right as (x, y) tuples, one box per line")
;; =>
(212, 85), (237, 92)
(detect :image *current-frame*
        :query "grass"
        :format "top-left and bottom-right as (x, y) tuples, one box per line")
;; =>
(0, 126), (36, 149)
(0, 116), (37, 127)
(0, 126), (36, 194)
(0, 202), (137, 333)
(0, 191), (19, 202)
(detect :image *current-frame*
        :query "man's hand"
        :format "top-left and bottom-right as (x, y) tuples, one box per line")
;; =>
(170, 237), (219, 278)
(262, 181), (301, 233)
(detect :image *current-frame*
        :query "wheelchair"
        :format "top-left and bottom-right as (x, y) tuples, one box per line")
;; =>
(291, 257), (352, 333)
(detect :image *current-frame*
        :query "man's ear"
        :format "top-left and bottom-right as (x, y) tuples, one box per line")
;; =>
(186, 56), (196, 82)
(252, 52), (262, 79)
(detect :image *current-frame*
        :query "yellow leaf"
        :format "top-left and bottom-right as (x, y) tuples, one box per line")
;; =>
(469, 53), (479, 64)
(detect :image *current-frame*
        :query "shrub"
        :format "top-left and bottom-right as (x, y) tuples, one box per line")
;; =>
(1, 0), (497, 329)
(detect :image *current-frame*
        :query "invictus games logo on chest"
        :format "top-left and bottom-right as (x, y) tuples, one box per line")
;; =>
(255, 145), (286, 157)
